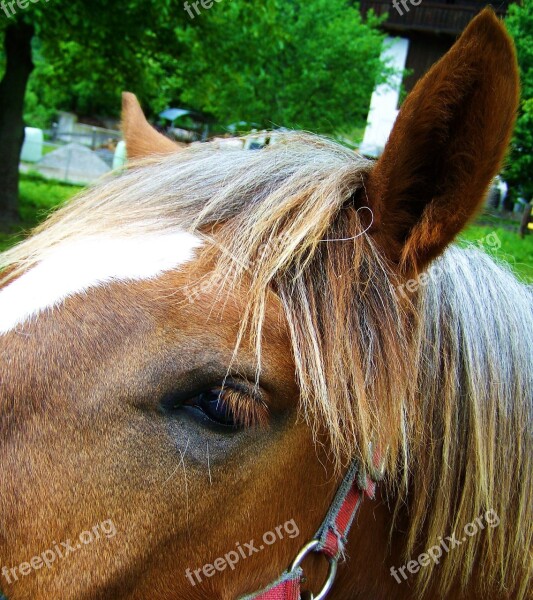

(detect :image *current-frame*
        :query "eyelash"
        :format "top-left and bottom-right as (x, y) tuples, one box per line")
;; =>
(219, 387), (270, 429)
(179, 384), (270, 430)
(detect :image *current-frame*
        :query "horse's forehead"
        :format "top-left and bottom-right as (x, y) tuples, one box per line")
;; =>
(0, 231), (203, 335)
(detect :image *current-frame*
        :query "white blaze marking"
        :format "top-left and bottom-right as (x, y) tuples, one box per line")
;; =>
(0, 232), (203, 335)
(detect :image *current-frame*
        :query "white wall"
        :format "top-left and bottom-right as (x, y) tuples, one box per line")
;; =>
(359, 37), (410, 157)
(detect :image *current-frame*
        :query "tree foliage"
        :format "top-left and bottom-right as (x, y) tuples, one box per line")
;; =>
(505, 0), (533, 202)
(176, 0), (386, 133)
(8, 0), (186, 122)
(0, 0), (186, 215)
(0, 0), (387, 216)
(4, 0), (387, 132)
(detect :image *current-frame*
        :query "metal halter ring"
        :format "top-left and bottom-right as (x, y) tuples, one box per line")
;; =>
(289, 540), (338, 600)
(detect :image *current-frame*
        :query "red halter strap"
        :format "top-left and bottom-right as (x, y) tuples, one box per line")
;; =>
(240, 458), (381, 600)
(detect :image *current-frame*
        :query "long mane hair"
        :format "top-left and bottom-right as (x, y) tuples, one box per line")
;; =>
(1, 133), (532, 598)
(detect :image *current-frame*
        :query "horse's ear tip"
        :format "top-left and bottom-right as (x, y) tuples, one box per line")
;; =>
(121, 92), (140, 115)
(120, 91), (181, 158)
(475, 6), (499, 21)
(465, 6), (513, 45)
(468, 6), (501, 29)
(466, 7), (519, 90)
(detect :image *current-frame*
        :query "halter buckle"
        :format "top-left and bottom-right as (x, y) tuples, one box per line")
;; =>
(289, 540), (338, 600)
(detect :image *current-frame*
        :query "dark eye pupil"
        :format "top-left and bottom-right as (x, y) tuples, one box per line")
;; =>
(198, 390), (236, 427)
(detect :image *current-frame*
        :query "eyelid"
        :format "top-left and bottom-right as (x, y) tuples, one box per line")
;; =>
(218, 386), (270, 429)
(160, 376), (253, 408)
(220, 379), (264, 404)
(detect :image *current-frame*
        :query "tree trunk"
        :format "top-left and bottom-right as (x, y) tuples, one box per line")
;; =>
(0, 21), (34, 223)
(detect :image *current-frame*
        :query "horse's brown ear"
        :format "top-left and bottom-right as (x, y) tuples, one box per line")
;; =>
(121, 92), (183, 159)
(366, 8), (519, 274)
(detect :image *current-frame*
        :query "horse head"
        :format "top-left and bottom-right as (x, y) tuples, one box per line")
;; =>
(0, 9), (530, 600)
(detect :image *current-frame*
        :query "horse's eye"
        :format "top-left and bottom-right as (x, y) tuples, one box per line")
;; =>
(182, 386), (269, 430)
(195, 389), (237, 427)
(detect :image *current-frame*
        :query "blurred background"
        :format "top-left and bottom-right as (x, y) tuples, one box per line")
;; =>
(0, 0), (531, 280)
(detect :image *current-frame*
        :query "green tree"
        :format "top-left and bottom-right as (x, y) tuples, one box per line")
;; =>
(505, 0), (533, 203)
(0, 0), (387, 221)
(0, 0), (184, 221)
(176, 0), (386, 133)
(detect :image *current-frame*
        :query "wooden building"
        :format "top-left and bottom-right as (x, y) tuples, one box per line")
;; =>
(357, 1), (514, 156)
(360, 1), (513, 92)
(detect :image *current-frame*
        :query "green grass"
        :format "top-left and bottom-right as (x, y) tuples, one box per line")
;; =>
(1, 175), (532, 284)
(458, 224), (533, 283)
(0, 172), (82, 252)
